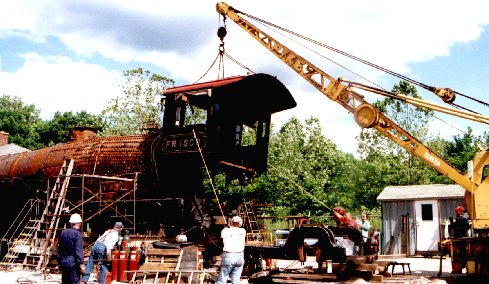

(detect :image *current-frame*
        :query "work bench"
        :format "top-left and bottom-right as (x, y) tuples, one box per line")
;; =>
(387, 261), (411, 275)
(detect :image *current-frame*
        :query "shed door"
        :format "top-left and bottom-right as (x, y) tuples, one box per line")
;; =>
(414, 200), (439, 252)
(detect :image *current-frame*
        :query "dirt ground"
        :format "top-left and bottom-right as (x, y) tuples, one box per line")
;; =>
(274, 255), (489, 284)
(0, 256), (486, 283)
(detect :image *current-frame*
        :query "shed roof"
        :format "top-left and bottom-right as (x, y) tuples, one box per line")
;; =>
(377, 184), (464, 201)
(0, 144), (30, 156)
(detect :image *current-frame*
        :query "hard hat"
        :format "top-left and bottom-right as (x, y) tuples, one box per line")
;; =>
(69, 213), (82, 224)
(114, 222), (124, 229)
(231, 216), (243, 226)
(454, 206), (465, 214)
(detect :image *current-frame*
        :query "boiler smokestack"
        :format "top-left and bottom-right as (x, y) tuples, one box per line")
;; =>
(0, 131), (8, 146)
(71, 127), (97, 142)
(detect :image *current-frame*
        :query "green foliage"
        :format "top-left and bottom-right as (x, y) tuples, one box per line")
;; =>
(442, 127), (478, 172)
(251, 117), (359, 216)
(101, 68), (174, 135)
(425, 136), (454, 184)
(356, 81), (445, 204)
(2, 72), (485, 231)
(359, 80), (433, 160)
(0, 94), (43, 149)
(37, 111), (107, 146)
(202, 117), (359, 217)
(184, 107), (207, 126)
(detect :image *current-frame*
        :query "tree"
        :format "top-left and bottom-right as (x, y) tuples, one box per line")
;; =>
(37, 111), (107, 146)
(442, 127), (478, 173)
(247, 117), (358, 216)
(355, 81), (449, 209)
(358, 80), (442, 184)
(0, 94), (43, 149)
(101, 68), (174, 135)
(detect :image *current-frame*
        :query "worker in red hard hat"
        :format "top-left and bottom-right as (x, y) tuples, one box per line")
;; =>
(450, 206), (471, 273)
(454, 206), (464, 215)
(451, 206), (470, 238)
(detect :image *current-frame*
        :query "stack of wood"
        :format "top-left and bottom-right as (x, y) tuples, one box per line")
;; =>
(130, 245), (207, 283)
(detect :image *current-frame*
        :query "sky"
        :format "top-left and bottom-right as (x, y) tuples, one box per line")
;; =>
(1, 0), (489, 156)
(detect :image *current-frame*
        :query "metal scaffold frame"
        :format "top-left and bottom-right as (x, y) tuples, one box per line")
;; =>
(74, 173), (139, 234)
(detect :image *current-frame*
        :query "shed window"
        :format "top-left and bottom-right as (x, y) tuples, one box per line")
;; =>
(421, 204), (433, 221)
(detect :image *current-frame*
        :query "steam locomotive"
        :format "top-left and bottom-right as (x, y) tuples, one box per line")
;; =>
(0, 73), (296, 240)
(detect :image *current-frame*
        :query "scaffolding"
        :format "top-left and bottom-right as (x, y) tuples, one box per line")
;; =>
(0, 162), (139, 271)
(74, 173), (138, 234)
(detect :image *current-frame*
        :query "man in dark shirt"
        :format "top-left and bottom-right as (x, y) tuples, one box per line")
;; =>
(58, 213), (86, 284)
(449, 206), (471, 274)
(451, 206), (470, 238)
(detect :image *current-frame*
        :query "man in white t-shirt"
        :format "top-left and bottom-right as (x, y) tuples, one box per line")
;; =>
(216, 216), (246, 284)
(81, 222), (123, 284)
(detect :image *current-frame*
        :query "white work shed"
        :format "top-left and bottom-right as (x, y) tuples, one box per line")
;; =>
(377, 184), (465, 256)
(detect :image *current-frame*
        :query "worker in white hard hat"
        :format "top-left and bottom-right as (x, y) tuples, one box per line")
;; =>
(58, 213), (86, 284)
(216, 216), (246, 284)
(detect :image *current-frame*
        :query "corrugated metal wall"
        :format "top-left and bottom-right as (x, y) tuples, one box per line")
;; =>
(381, 200), (414, 255)
(438, 198), (466, 239)
(439, 199), (465, 222)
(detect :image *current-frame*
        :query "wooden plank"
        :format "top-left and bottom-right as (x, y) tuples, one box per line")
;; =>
(357, 263), (379, 272)
(146, 256), (179, 263)
(373, 260), (391, 266)
(271, 273), (336, 281)
(376, 254), (405, 260)
(371, 274), (384, 282)
(140, 263), (178, 270)
(180, 246), (199, 270)
(147, 248), (181, 256)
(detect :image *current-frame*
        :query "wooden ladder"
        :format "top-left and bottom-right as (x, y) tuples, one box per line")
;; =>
(130, 269), (209, 284)
(238, 203), (260, 234)
(24, 159), (75, 270)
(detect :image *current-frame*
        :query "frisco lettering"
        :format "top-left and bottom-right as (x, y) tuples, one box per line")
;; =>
(163, 137), (201, 151)
(424, 152), (441, 167)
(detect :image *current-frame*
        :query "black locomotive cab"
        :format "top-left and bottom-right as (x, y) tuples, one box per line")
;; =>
(161, 73), (296, 180)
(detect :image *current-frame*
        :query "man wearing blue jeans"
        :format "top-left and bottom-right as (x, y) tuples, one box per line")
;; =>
(216, 216), (247, 284)
(81, 222), (123, 284)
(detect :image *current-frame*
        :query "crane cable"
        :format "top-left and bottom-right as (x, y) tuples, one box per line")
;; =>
(236, 9), (489, 111)
(195, 16), (254, 84)
(193, 50), (221, 84)
(223, 50), (254, 74)
(192, 129), (227, 224)
(232, 8), (488, 139)
(268, 163), (331, 210)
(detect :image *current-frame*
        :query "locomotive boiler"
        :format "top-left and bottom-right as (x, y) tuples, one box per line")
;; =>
(0, 73), (296, 240)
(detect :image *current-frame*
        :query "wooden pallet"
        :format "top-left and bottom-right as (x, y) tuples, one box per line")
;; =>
(140, 248), (182, 271)
(130, 245), (209, 283)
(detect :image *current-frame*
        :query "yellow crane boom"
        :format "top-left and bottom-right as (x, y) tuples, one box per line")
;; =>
(216, 2), (489, 229)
